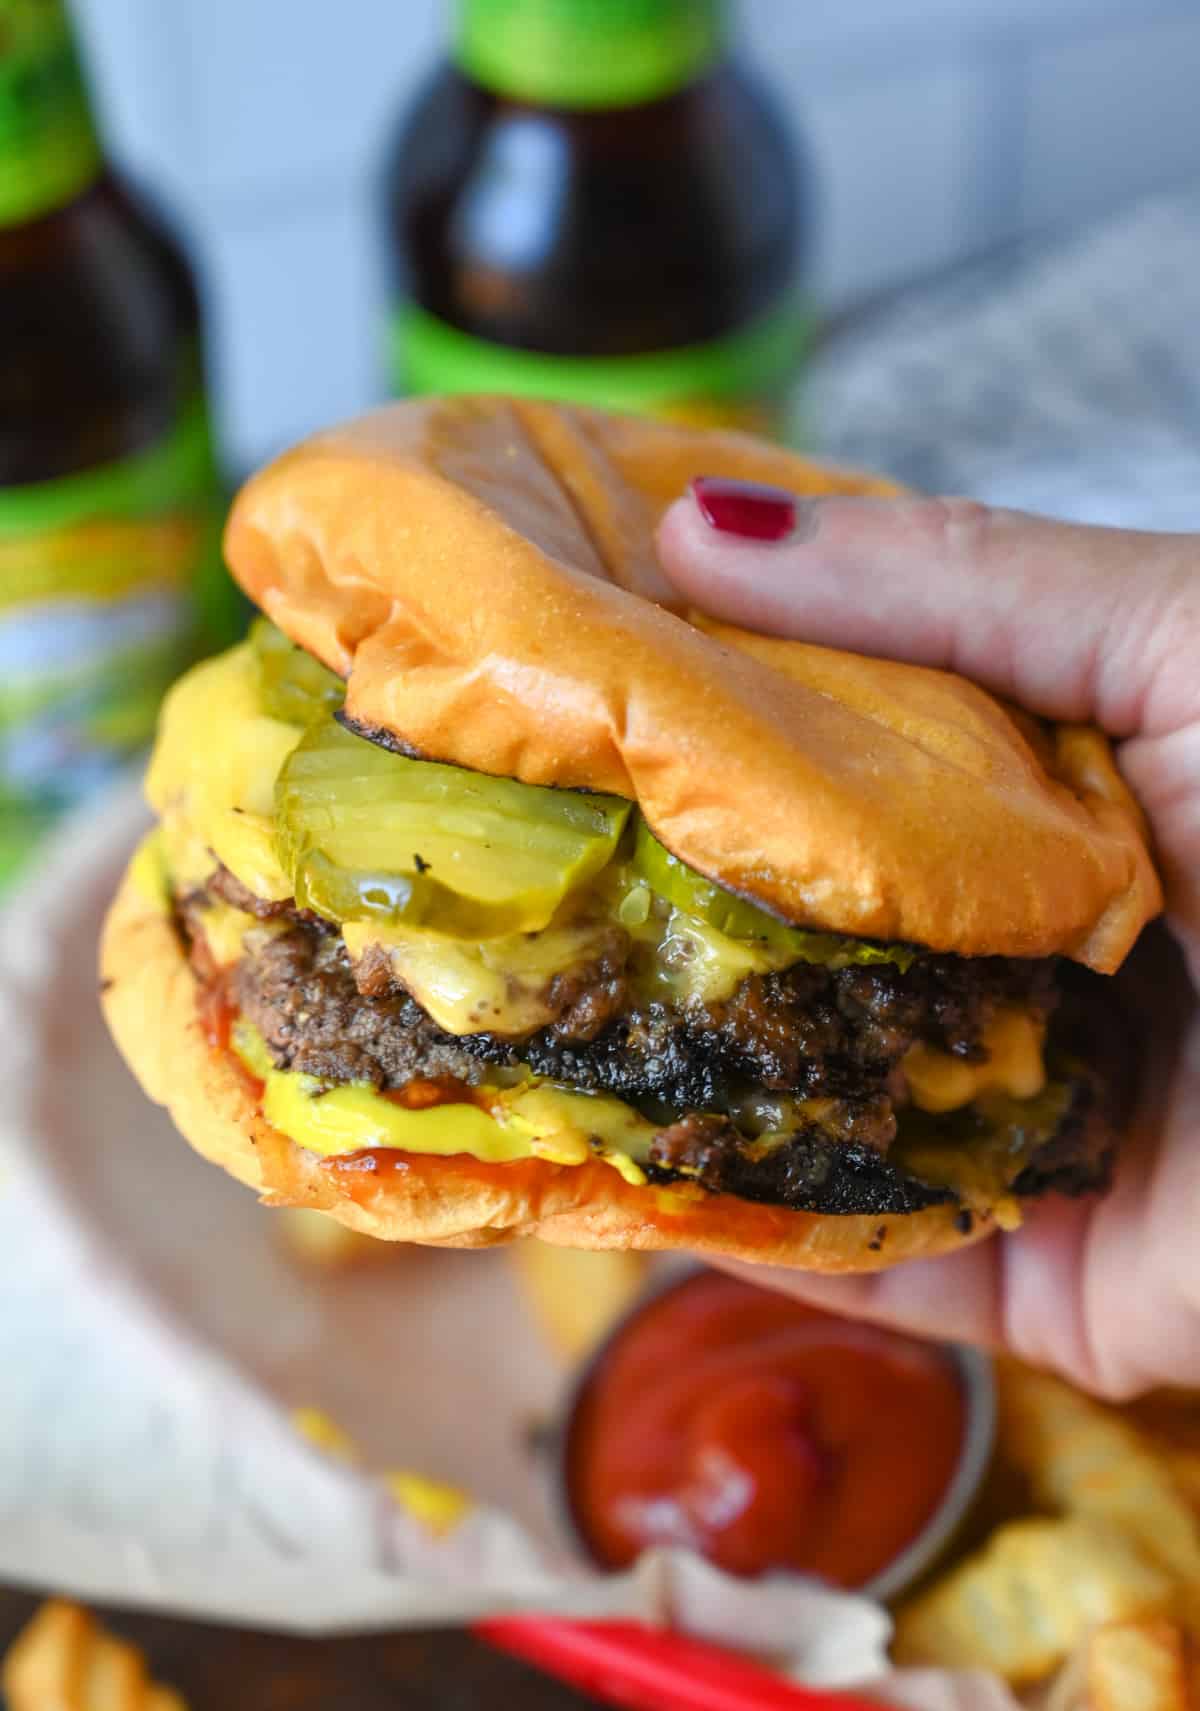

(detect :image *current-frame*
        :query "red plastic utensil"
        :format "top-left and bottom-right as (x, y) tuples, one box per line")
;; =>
(474, 1617), (889, 1711)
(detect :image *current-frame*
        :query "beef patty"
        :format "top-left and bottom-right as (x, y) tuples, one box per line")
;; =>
(179, 875), (1121, 1216)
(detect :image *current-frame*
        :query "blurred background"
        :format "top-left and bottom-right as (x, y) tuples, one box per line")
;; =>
(73, 0), (1200, 471)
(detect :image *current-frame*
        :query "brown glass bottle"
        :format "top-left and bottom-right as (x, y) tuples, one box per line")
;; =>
(0, 173), (204, 485)
(0, 1), (233, 885)
(384, 0), (808, 433)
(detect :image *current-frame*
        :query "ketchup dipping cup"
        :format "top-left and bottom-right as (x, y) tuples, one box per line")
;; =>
(561, 1271), (994, 1601)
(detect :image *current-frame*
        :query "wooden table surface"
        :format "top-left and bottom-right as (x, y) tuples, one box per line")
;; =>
(0, 1587), (600, 1709)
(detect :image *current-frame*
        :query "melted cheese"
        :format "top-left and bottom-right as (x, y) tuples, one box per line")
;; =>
(903, 1010), (1047, 1114)
(340, 902), (787, 1036)
(235, 1023), (652, 1186)
(129, 829), (169, 911)
(342, 916), (619, 1036)
(635, 908), (790, 1006)
(147, 643), (301, 900)
(341, 896), (794, 1037)
(195, 900), (266, 968)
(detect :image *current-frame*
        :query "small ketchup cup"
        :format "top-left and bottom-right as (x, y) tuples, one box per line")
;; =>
(556, 1268), (995, 1604)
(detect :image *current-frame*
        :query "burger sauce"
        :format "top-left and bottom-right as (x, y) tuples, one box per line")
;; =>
(567, 1272), (967, 1586)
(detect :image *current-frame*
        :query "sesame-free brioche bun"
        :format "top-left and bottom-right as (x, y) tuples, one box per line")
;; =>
(225, 396), (1159, 971)
(99, 858), (993, 1269)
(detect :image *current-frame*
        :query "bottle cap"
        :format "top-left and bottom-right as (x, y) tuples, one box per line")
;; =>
(455, 0), (726, 109)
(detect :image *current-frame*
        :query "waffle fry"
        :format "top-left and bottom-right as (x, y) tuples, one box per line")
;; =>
(2, 1601), (187, 1711)
(1084, 1621), (1196, 1711)
(1041, 1621), (1196, 1711)
(1123, 1393), (1200, 1522)
(510, 1239), (647, 1359)
(893, 1517), (1176, 1684)
(274, 1206), (386, 1269)
(896, 1368), (1200, 1690)
(997, 1364), (1200, 1606)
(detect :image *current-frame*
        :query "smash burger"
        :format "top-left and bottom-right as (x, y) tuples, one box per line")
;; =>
(100, 398), (1161, 1270)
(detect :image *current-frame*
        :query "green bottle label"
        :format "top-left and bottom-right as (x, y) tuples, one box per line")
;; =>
(0, 397), (231, 887)
(454, 0), (724, 108)
(0, 0), (102, 226)
(388, 299), (811, 437)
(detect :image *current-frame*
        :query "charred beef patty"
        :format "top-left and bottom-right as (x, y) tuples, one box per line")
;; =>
(179, 877), (1120, 1217)
(647, 1065), (1115, 1216)
(222, 917), (1054, 1111)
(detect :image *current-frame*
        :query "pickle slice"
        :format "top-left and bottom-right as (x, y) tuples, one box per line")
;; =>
(251, 617), (345, 725)
(632, 821), (914, 970)
(275, 716), (631, 936)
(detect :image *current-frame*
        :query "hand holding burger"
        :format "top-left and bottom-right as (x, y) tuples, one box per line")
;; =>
(100, 400), (1161, 1306)
(659, 483), (1199, 1396)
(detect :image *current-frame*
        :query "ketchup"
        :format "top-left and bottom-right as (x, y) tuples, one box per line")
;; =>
(381, 1076), (478, 1111)
(566, 1273), (967, 1587)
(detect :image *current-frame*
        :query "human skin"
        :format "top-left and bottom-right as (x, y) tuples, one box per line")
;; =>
(658, 487), (1200, 1398)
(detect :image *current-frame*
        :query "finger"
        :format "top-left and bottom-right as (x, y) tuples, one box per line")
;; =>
(1072, 1017), (1200, 1396)
(657, 489), (1200, 738)
(715, 1236), (1003, 1351)
(716, 1203), (1117, 1394)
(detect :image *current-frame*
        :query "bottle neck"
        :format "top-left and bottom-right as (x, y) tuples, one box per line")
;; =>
(453, 0), (727, 110)
(0, 0), (102, 229)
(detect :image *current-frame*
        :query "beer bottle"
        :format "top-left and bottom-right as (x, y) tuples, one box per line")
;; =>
(384, 0), (808, 435)
(0, 0), (236, 885)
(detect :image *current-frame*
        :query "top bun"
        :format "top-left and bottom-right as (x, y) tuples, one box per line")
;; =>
(224, 396), (1160, 971)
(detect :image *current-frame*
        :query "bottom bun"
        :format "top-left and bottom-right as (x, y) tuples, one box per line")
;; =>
(100, 858), (995, 1273)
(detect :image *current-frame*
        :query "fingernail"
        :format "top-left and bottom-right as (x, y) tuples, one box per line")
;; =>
(690, 476), (807, 543)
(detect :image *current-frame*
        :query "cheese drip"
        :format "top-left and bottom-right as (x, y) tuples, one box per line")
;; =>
(903, 1011), (1046, 1113)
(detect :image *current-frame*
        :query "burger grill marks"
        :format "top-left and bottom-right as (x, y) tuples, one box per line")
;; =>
(175, 872), (1117, 1217)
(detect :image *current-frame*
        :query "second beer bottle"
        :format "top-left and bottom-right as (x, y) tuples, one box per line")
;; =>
(384, 0), (809, 436)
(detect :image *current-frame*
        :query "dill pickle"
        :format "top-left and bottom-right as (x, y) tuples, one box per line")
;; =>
(251, 618), (344, 725)
(275, 716), (631, 936)
(632, 821), (914, 970)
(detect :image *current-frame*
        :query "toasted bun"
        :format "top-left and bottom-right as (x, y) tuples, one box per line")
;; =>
(225, 397), (1159, 971)
(100, 858), (992, 1271)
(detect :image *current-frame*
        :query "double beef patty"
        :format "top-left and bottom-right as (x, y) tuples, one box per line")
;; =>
(182, 871), (1117, 1216)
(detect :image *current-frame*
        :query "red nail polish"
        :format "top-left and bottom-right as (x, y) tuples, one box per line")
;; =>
(691, 475), (796, 542)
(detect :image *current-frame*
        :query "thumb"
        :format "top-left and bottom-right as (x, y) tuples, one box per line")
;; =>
(657, 485), (1200, 739)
